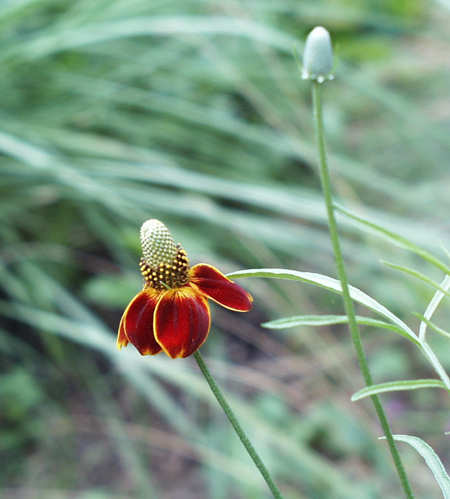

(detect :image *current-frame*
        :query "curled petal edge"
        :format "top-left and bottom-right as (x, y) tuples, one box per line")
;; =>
(189, 263), (253, 312)
(116, 314), (129, 349)
(122, 290), (163, 356)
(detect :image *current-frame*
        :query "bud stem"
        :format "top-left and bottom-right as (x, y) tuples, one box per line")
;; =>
(311, 81), (414, 498)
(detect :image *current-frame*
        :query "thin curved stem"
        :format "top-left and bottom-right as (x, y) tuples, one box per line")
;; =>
(312, 81), (414, 499)
(419, 274), (450, 342)
(193, 351), (283, 499)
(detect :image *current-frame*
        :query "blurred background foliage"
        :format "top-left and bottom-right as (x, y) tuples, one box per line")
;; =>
(0, 0), (449, 497)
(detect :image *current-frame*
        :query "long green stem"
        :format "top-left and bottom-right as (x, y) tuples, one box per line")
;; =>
(193, 351), (283, 499)
(312, 81), (414, 499)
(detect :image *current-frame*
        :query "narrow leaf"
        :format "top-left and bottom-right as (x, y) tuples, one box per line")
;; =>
(352, 379), (447, 401)
(263, 314), (349, 328)
(228, 268), (419, 344)
(262, 314), (413, 341)
(382, 261), (450, 297)
(335, 204), (450, 275)
(379, 435), (450, 498)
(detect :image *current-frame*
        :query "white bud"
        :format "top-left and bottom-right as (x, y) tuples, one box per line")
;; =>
(140, 219), (178, 268)
(302, 26), (334, 83)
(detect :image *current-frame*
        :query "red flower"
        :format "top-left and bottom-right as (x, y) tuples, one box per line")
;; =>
(117, 220), (253, 358)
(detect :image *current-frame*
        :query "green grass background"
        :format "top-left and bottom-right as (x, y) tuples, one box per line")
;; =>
(0, 0), (449, 497)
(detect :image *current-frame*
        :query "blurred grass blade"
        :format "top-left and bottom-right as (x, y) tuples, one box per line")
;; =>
(335, 204), (450, 275)
(19, 16), (295, 59)
(442, 245), (450, 261)
(379, 435), (450, 498)
(228, 268), (418, 343)
(352, 379), (447, 401)
(419, 275), (450, 341)
(382, 261), (450, 297)
(262, 314), (416, 342)
(416, 314), (450, 341)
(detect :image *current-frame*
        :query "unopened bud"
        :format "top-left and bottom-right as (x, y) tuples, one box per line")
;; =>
(302, 26), (334, 83)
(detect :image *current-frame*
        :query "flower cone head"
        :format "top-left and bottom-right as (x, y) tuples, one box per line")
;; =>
(117, 219), (253, 359)
(139, 219), (189, 291)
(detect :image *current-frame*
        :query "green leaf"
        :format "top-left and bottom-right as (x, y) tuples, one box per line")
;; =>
(382, 261), (450, 297)
(352, 379), (447, 401)
(228, 268), (419, 344)
(262, 314), (413, 340)
(379, 435), (450, 498)
(335, 204), (450, 275)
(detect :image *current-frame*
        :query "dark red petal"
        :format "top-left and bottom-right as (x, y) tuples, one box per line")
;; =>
(189, 264), (253, 312)
(122, 290), (163, 356)
(116, 313), (129, 349)
(154, 287), (211, 359)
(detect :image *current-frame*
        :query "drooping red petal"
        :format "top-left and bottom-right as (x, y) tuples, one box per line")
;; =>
(116, 313), (129, 349)
(189, 264), (253, 312)
(122, 289), (163, 356)
(154, 286), (211, 358)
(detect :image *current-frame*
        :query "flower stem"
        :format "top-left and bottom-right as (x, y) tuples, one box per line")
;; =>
(193, 351), (283, 499)
(311, 81), (414, 499)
